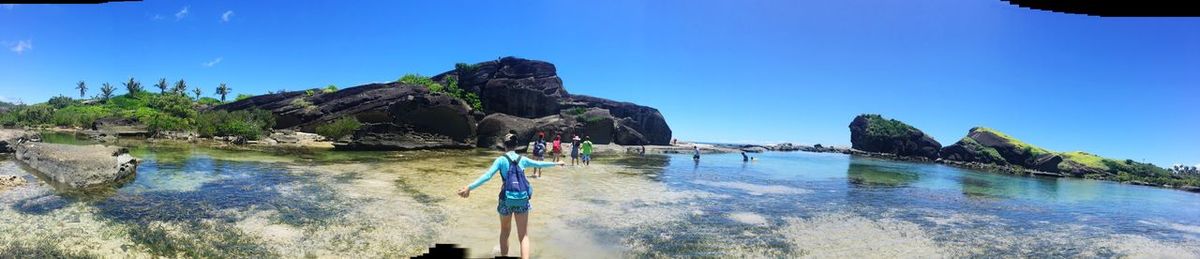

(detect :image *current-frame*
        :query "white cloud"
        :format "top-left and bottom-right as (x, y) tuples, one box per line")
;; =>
(152, 14), (165, 20)
(8, 40), (32, 54)
(221, 10), (234, 22)
(175, 6), (189, 20)
(201, 57), (223, 67)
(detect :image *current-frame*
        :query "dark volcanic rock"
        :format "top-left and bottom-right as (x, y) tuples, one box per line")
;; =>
(562, 95), (671, 145)
(218, 56), (672, 150)
(476, 113), (537, 151)
(434, 57), (670, 145)
(216, 83), (476, 150)
(940, 127), (1063, 172)
(578, 108), (616, 144)
(848, 114), (941, 159)
(434, 57), (568, 118)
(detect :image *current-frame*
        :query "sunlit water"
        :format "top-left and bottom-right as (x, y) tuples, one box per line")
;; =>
(2, 133), (1198, 258)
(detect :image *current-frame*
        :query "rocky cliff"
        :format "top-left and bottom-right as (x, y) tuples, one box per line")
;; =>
(939, 127), (1066, 172)
(848, 114), (941, 159)
(215, 57), (672, 150)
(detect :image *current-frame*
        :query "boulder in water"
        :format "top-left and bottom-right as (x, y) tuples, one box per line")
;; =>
(848, 114), (941, 159)
(14, 143), (138, 189)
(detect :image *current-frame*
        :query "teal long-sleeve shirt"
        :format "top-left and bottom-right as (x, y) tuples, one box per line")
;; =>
(467, 151), (558, 191)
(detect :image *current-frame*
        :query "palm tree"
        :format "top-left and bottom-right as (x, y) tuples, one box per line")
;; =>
(99, 83), (116, 101)
(172, 79), (187, 95)
(192, 86), (202, 100)
(75, 81), (87, 98)
(155, 78), (168, 94)
(123, 77), (142, 96)
(215, 83), (231, 102)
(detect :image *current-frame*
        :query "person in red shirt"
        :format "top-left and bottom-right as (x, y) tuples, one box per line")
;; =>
(551, 134), (563, 163)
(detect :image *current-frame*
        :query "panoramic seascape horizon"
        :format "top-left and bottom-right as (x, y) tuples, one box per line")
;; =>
(1, 136), (1197, 258)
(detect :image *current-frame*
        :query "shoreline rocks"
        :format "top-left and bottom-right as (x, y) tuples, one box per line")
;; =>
(849, 114), (941, 159)
(1, 129), (40, 153)
(14, 142), (138, 189)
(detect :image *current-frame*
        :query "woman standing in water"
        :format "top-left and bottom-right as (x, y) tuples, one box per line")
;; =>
(457, 132), (563, 259)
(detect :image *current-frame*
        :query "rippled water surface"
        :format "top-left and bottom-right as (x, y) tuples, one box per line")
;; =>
(2, 134), (1198, 258)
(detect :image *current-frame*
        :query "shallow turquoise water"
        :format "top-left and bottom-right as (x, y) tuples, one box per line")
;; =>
(2, 134), (1198, 257)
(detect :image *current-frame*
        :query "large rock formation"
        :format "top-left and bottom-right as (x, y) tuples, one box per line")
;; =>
(939, 127), (1063, 172)
(216, 83), (477, 150)
(848, 114), (941, 159)
(433, 56), (568, 118)
(562, 95), (671, 145)
(216, 57), (672, 150)
(434, 57), (671, 145)
(14, 142), (138, 189)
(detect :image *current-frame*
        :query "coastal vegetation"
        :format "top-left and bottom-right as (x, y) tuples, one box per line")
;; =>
(397, 74), (482, 110)
(944, 126), (1199, 190)
(0, 78), (273, 140)
(860, 114), (915, 137)
(315, 117), (361, 140)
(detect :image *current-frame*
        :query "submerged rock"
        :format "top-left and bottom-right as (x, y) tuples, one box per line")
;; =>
(14, 143), (138, 189)
(0, 174), (25, 188)
(848, 114), (941, 159)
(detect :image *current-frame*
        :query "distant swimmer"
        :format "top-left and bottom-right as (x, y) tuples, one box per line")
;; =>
(693, 146), (701, 160)
(742, 152), (749, 162)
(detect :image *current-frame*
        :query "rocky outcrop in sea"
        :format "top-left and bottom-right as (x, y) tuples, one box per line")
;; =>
(214, 57), (672, 150)
(848, 114), (941, 159)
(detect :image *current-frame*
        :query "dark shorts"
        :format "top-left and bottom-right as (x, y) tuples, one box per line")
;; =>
(571, 149), (579, 158)
(498, 200), (530, 215)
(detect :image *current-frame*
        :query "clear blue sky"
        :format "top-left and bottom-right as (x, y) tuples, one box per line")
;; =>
(1, 1), (1197, 166)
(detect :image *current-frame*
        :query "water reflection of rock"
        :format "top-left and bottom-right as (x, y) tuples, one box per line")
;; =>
(846, 161), (920, 187)
(606, 154), (671, 181)
(957, 172), (1062, 200)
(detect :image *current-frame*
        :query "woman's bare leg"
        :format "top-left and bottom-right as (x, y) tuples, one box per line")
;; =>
(515, 213), (531, 258)
(499, 214), (512, 256)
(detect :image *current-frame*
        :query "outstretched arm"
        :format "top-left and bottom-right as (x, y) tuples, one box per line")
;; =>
(522, 157), (560, 168)
(467, 158), (504, 191)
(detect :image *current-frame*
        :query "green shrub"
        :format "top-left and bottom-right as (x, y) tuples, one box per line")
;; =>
(398, 74), (443, 92)
(47, 95), (77, 109)
(323, 85), (338, 94)
(148, 94), (197, 118)
(235, 94), (253, 101)
(861, 114), (913, 138)
(566, 107), (587, 115)
(305, 89), (316, 97)
(144, 112), (191, 133)
(195, 109), (275, 140)
(316, 117), (361, 140)
(197, 97), (223, 106)
(51, 105), (111, 128)
(290, 98), (318, 112)
(444, 76), (482, 110)
(455, 62), (480, 74)
(15, 104), (54, 126)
